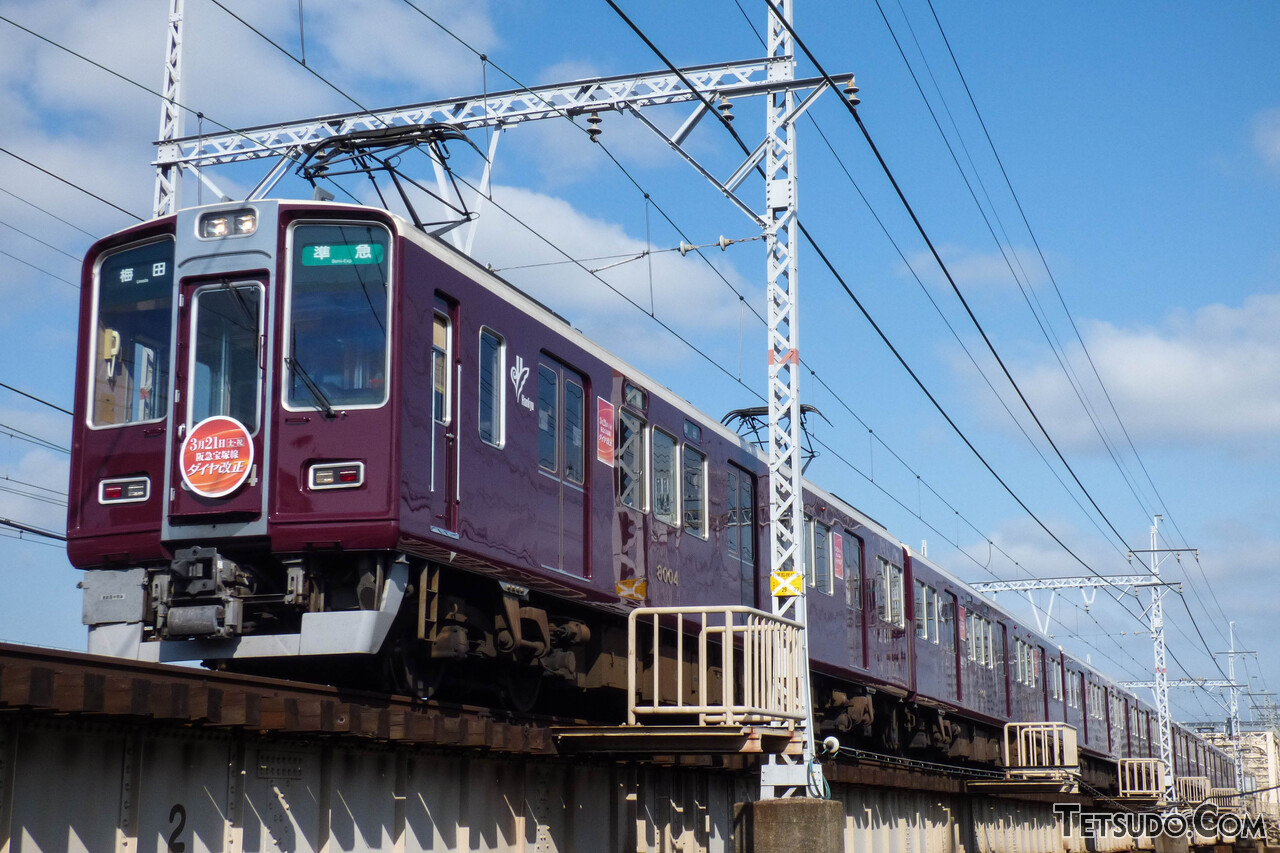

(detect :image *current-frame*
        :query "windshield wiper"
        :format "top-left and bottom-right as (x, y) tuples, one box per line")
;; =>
(285, 356), (336, 418)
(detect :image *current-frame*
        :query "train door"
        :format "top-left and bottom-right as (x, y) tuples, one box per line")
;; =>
(726, 464), (756, 607)
(430, 300), (460, 534)
(533, 359), (588, 575)
(169, 276), (267, 521)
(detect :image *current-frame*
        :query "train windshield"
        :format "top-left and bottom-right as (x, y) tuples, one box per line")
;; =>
(285, 223), (391, 410)
(90, 239), (174, 427)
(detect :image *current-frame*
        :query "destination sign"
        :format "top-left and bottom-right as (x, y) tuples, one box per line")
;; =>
(301, 243), (385, 266)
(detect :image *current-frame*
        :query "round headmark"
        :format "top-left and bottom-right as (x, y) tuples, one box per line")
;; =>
(180, 416), (255, 498)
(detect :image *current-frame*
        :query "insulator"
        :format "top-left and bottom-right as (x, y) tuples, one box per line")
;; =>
(717, 96), (734, 123)
(718, 235), (731, 251)
(678, 240), (694, 256)
(844, 80), (861, 107)
(586, 112), (603, 142)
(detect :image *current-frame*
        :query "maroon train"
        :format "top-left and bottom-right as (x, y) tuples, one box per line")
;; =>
(69, 199), (1231, 789)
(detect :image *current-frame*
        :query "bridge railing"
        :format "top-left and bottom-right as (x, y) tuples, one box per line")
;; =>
(626, 605), (807, 728)
(1002, 722), (1079, 780)
(1208, 787), (1240, 810)
(1119, 757), (1166, 798)
(1176, 775), (1211, 805)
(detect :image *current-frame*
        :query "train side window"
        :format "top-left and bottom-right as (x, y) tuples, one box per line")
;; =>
(914, 582), (937, 642)
(537, 364), (557, 472)
(616, 409), (647, 510)
(914, 581), (928, 640)
(727, 466), (755, 607)
(879, 559), (904, 629)
(965, 612), (976, 663)
(807, 521), (832, 594)
(967, 613), (993, 668)
(939, 593), (955, 652)
(432, 313), (451, 424)
(842, 533), (862, 611)
(564, 379), (585, 485)
(682, 445), (706, 536)
(478, 328), (504, 447)
(651, 429), (678, 526)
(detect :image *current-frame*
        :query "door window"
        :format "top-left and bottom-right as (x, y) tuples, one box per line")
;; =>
(190, 283), (262, 431)
(537, 364), (557, 472)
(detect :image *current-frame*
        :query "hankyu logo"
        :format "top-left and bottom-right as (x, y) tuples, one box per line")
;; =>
(510, 356), (534, 412)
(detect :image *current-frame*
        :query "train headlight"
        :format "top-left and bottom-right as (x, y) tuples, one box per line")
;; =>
(198, 209), (257, 239)
(99, 476), (150, 504)
(309, 461), (364, 490)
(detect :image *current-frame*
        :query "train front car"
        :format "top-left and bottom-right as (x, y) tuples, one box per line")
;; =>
(70, 201), (404, 674)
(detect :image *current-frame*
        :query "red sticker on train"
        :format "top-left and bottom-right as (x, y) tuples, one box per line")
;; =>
(180, 416), (255, 498)
(597, 397), (615, 466)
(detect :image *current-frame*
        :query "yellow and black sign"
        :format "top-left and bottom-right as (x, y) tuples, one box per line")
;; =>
(769, 570), (804, 597)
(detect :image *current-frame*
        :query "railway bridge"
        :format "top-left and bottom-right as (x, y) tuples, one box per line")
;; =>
(0, 642), (1269, 853)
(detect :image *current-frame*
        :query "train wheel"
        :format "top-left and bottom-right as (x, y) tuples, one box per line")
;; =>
(501, 666), (542, 713)
(877, 703), (903, 755)
(386, 632), (445, 699)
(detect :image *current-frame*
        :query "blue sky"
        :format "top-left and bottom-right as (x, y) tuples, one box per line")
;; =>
(1, 0), (1277, 730)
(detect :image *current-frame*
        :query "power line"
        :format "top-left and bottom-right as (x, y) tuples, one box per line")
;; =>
(0, 474), (66, 497)
(0, 517), (65, 542)
(0, 145), (141, 222)
(0, 382), (72, 416)
(0, 184), (96, 237)
(0, 421), (70, 454)
(0, 247), (78, 289)
(0, 217), (82, 261)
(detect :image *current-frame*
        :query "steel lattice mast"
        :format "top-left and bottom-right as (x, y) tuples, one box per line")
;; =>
(756, 0), (818, 799)
(152, 0), (184, 218)
(1147, 516), (1176, 804)
(974, 515), (1199, 806)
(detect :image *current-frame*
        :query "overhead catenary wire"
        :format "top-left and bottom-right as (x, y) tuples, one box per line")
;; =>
(0, 382), (72, 417)
(0, 145), (142, 222)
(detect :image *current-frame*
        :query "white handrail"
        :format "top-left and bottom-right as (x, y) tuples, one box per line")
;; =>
(627, 605), (806, 728)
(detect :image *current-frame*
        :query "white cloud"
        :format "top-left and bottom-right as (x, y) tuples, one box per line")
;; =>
(995, 293), (1280, 449)
(905, 243), (1046, 293)
(464, 182), (759, 365)
(1252, 108), (1280, 172)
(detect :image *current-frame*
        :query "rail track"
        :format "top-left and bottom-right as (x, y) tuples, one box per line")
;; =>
(0, 641), (586, 757)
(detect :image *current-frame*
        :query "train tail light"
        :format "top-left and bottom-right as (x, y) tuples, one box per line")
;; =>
(99, 476), (150, 504)
(309, 462), (364, 490)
